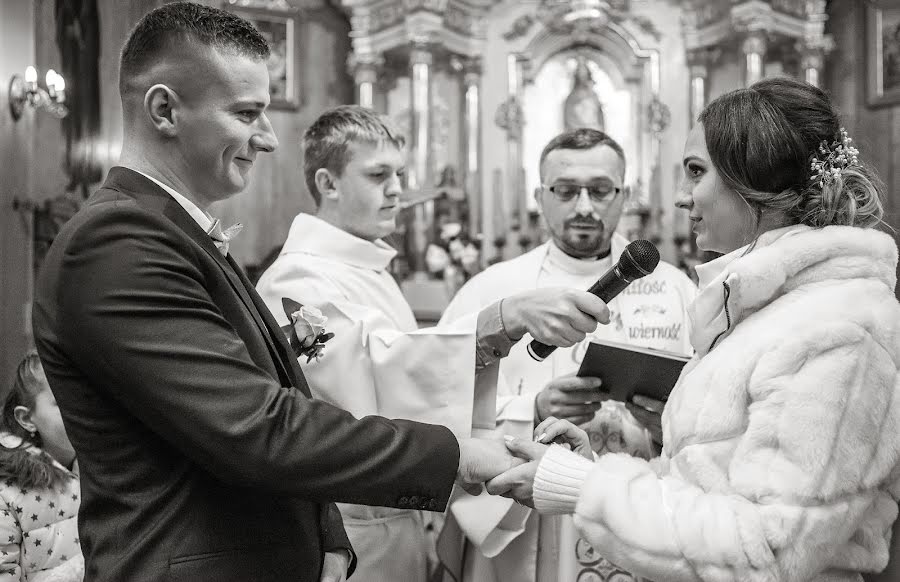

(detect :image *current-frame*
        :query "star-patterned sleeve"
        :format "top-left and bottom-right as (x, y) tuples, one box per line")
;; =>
(0, 495), (22, 581)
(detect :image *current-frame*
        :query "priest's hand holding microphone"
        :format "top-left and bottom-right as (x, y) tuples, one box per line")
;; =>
(499, 288), (614, 428)
(519, 239), (662, 428)
(485, 243), (662, 356)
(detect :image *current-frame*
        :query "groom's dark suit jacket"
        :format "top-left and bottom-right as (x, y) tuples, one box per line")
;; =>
(32, 167), (459, 582)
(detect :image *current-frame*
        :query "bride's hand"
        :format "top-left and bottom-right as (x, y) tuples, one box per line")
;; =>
(485, 437), (549, 507)
(534, 416), (593, 460)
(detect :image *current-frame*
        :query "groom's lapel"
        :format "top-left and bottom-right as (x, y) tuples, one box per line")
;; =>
(102, 167), (296, 389)
(225, 253), (312, 397)
(162, 204), (297, 390)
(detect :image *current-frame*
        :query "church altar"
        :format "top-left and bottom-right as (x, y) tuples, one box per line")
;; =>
(337, 0), (831, 317)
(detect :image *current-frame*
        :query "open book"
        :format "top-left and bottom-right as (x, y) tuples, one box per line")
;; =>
(576, 338), (692, 403)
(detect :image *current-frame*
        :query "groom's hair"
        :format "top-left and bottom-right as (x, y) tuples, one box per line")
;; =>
(119, 1), (270, 96)
(303, 105), (406, 206)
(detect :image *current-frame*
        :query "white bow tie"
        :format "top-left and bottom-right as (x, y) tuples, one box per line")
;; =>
(206, 219), (243, 256)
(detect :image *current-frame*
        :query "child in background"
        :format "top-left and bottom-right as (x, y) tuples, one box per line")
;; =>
(0, 351), (82, 582)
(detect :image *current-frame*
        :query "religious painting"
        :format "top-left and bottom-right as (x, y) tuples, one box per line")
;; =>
(225, 2), (301, 109)
(867, 5), (900, 107)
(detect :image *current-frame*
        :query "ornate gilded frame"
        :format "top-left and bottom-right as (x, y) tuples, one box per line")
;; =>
(224, 1), (302, 110)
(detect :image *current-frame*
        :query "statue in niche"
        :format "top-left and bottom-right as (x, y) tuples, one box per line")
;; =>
(564, 55), (604, 131)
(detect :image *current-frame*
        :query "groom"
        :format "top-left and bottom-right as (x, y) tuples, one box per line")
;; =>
(31, 3), (528, 581)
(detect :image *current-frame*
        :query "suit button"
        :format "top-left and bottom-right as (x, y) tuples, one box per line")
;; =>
(493, 348), (502, 357)
(418, 498), (430, 510)
(398, 496), (409, 507)
(428, 499), (440, 511)
(408, 495), (420, 507)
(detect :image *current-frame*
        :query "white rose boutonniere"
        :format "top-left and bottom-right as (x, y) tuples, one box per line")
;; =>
(280, 298), (334, 363)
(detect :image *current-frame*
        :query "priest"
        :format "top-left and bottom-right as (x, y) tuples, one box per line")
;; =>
(437, 128), (698, 582)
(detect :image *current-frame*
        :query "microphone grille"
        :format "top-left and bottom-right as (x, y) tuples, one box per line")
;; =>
(620, 239), (660, 279)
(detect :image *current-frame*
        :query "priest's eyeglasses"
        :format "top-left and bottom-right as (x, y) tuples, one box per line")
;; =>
(543, 181), (622, 204)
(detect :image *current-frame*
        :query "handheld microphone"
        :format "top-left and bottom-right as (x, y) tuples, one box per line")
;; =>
(526, 239), (661, 362)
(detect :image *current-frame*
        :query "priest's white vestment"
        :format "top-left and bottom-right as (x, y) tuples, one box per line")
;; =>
(438, 234), (697, 582)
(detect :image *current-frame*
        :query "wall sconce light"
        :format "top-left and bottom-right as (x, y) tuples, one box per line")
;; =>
(8, 65), (68, 121)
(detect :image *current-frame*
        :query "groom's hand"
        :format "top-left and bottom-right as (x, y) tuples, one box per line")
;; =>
(456, 437), (523, 495)
(485, 437), (550, 507)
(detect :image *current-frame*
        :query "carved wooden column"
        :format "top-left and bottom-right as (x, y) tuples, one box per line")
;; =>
(513, 55), (531, 254)
(742, 31), (767, 87)
(460, 56), (482, 243)
(492, 54), (525, 261)
(800, 45), (823, 87)
(494, 53), (528, 257)
(646, 51), (669, 245)
(687, 48), (718, 126)
(799, 0), (832, 88)
(350, 55), (382, 109)
(406, 41), (434, 275)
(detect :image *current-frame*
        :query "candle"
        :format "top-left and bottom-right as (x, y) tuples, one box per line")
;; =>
(45, 69), (57, 99)
(54, 74), (66, 104)
(24, 66), (38, 93)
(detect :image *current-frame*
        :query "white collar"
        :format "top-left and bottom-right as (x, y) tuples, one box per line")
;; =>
(133, 170), (216, 233)
(694, 246), (745, 290)
(545, 240), (613, 277)
(281, 214), (397, 271)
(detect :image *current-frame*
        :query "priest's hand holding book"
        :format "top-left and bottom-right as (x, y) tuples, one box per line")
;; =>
(576, 338), (690, 448)
(533, 374), (607, 427)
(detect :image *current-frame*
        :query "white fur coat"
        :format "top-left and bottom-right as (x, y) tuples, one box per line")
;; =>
(532, 225), (900, 582)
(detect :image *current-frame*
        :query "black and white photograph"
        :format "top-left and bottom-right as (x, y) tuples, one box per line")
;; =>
(1, 1), (900, 581)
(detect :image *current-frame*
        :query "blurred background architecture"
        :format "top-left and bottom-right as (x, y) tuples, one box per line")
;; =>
(2, 0), (900, 376)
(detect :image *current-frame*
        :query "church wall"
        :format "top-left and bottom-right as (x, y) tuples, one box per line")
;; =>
(0, 0), (37, 397)
(631, 0), (690, 263)
(32, 0), (72, 206)
(826, 0), (900, 295)
(32, 0), (352, 270)
(212, 2), (353, 268)
(707, 51), (741, 105)
(0, 0), (352, 388)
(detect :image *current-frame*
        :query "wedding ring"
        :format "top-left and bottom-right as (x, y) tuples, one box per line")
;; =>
(632, 396), (665, 414)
